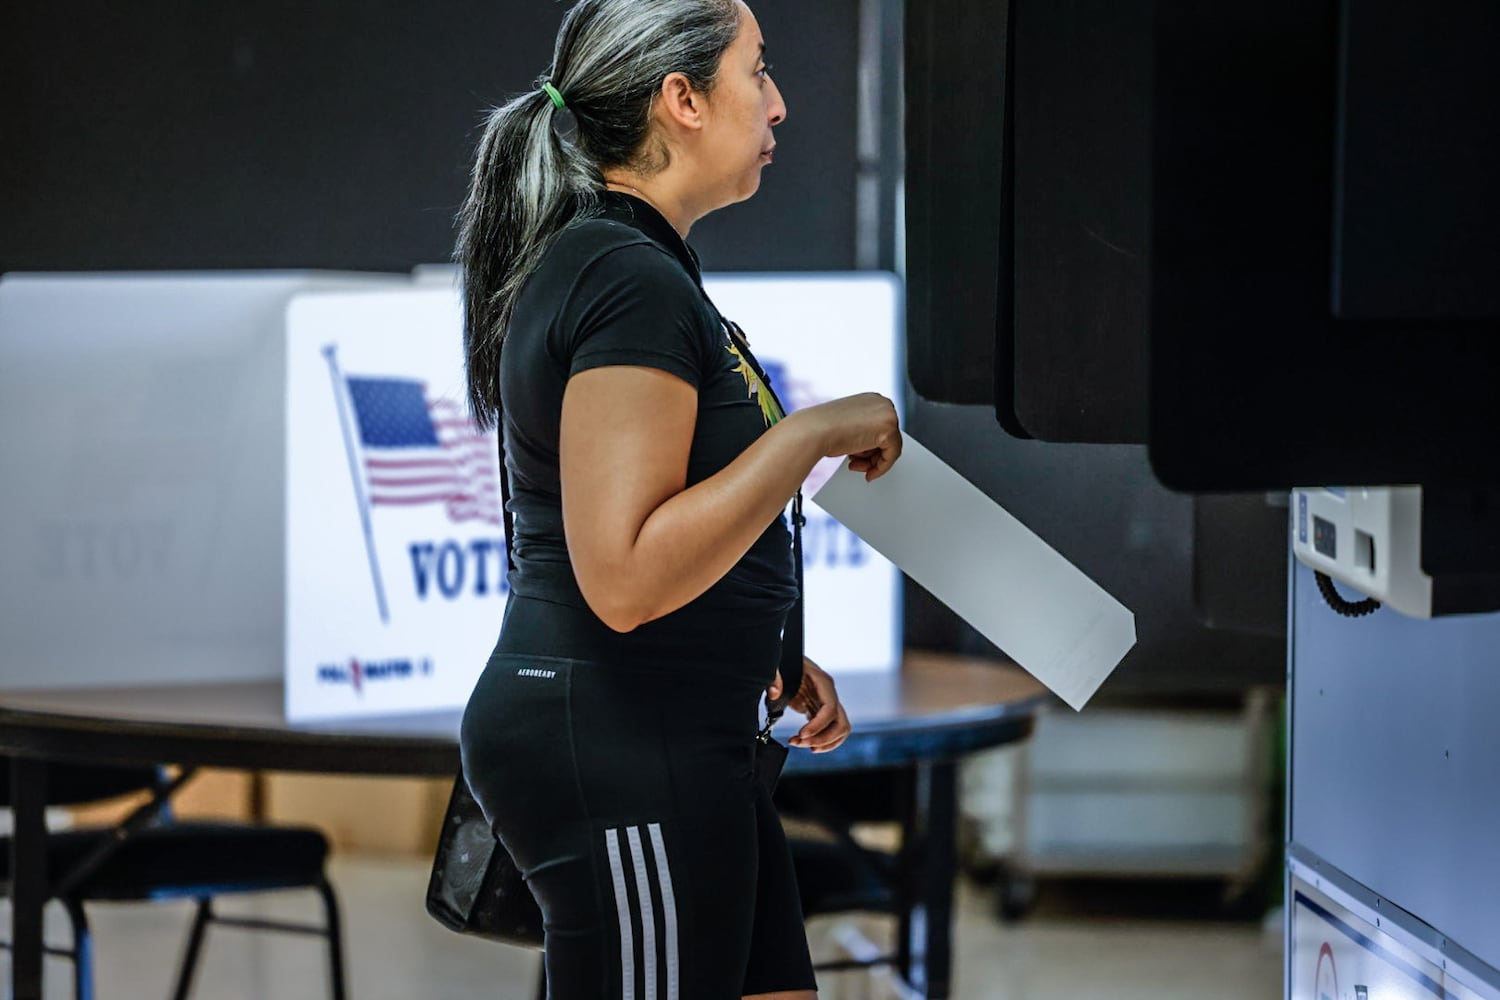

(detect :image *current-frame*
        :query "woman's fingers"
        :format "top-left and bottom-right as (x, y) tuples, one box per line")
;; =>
(847, 432), (903, 481)
(805, 704), (851, 753)
(786, 657), (849, 752)
(793, 697), (838, 746)
(863, 433), (903, 481)
(792, 672), (849, 751)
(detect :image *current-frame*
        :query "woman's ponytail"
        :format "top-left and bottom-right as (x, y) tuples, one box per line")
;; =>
(457, 86), (597, 427)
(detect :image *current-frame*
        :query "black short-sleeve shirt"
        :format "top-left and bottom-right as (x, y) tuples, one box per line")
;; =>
(498, 192), (797, 629)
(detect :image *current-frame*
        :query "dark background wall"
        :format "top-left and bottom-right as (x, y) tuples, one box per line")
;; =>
(0, 0), (858, 274)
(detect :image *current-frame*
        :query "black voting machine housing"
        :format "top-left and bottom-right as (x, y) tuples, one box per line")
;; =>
(904, 0), (1500, 492)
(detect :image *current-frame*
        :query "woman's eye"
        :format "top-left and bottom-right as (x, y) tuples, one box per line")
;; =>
(757, 63), (774, 80)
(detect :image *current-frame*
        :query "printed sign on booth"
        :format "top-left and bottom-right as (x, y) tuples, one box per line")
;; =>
(286, 288), (503, 721)
(1290, 876), (1496, 1000)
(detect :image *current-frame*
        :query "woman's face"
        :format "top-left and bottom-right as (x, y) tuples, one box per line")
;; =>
(697, 3), (787, 207)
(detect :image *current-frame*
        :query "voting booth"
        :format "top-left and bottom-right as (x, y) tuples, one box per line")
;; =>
(282, 273), (903, 721)
(0, 272), (397, 690)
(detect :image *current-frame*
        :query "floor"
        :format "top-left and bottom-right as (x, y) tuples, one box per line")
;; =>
(2, 855), (1283, 1000)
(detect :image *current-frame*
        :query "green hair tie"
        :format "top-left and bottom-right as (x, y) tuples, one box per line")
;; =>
(541, 82), (567, 112)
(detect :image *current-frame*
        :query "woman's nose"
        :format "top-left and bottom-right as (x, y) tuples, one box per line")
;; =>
(767, 76), (787, 127)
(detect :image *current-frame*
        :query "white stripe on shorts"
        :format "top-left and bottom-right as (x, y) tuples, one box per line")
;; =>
(625, 827), (657, 1000)
(647, 823), (680, 1000)
(604, 828), (635, 1000)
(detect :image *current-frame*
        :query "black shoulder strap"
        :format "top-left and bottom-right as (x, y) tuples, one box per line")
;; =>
(773, 494), (806, 725)
(721, 319), (806, 724)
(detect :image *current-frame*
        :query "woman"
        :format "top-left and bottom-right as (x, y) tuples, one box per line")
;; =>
(456, 1), (902, 997)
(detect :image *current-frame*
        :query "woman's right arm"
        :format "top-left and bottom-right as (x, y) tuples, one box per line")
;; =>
(558, 365), (900, 632)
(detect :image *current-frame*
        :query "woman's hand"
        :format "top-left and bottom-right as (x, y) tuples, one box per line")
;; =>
(784, 393), (902, 482)
(767, 657), (851, 753)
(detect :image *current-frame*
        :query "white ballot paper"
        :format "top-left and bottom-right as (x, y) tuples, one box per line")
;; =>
(812, 436), (1136, 710)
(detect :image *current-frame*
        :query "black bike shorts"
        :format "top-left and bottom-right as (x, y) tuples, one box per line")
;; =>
(460, 596), (816, 999)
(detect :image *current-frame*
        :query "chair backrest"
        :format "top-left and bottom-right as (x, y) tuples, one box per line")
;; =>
(0, 758), (162, 809)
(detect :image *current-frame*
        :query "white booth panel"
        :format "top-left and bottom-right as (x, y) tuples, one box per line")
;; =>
(0, 272), (396, 690)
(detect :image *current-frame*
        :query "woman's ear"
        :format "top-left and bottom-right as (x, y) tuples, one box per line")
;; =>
(657, 71), (706, 132)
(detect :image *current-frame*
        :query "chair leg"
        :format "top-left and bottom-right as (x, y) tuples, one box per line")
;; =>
(61, 898), (93, 1000)
(315, 878), (348, 1000)
(170, 898), (214, 1000)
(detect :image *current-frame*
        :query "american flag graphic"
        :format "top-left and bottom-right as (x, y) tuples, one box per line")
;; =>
(344, 377), (500, 526)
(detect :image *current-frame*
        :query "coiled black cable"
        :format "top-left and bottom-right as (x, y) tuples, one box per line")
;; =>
(1315, 571), (1382, 618)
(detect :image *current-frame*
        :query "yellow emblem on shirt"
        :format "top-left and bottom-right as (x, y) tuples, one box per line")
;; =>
(727, 342), (784, 427)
